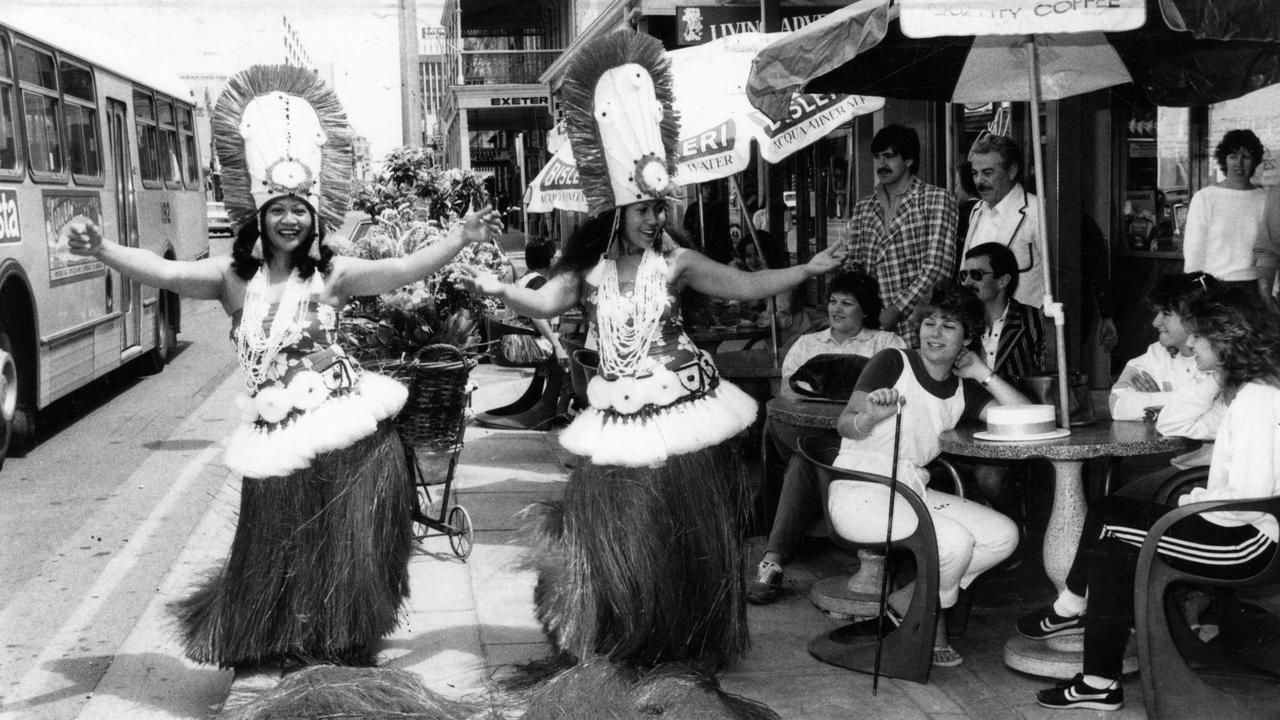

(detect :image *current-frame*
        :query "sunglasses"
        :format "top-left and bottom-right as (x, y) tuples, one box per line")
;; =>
(958, 269), (992, 282)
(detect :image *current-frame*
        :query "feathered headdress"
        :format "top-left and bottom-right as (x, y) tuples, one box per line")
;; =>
(213, 65), (353, 235)
(562, 32), (681, 217)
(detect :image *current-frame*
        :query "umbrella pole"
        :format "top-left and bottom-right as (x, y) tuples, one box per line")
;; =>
(1024, 36), (1071, 430)
(730, 175), (780, 365)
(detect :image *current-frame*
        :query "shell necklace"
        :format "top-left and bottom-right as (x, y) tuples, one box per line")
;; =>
(235, 267), (313, 388)
(596, 248), (668, 378)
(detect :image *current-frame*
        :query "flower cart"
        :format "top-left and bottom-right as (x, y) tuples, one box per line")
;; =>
(336, 159), (507, 558)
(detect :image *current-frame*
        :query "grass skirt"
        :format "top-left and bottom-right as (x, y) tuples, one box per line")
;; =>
(526, 441), (751, 669)
(174, 421), (413, 668)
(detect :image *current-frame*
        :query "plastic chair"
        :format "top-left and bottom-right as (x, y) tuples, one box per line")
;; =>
(1134, 467), (1280, 720)
(475, 316), (566, 430)
(798, 434), (940, 684)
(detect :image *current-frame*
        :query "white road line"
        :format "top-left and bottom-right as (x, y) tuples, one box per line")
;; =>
(1, 444), (222, 716)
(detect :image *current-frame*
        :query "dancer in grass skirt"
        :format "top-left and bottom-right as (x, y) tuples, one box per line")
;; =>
(463, 31), (845, 714)
(63, 64), (503, 669)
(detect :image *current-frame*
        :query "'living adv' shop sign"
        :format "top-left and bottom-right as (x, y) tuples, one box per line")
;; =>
(675, 4), (843, 45)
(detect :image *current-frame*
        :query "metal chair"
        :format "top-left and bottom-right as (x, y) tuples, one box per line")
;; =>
(475, 316), (565, 430)
(1134, 467), (1280, 719)
(798, 433), (941, 684)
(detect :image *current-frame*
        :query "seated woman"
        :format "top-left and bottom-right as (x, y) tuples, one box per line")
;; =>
(501, 237), (569, 366)
(1024, 286), (1280, 712)
(1110, 271), (1225, 482)
(748, 271), (905, 604)
(828, 281), (1027, 667)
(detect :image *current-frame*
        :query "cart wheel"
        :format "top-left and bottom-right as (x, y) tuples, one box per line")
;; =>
(448, 505), (473, 560)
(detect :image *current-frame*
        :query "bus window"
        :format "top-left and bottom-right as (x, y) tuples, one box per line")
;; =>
(157, 97), (180, 187)
(0, 35), (19, 174)
(60, 58), (100, 182)
(15, 41), (64, 179)
(178, 104), (198, 187)
(133, 89), (160, 186)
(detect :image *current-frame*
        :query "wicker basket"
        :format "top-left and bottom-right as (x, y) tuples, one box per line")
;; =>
(365, 344), (476, 453)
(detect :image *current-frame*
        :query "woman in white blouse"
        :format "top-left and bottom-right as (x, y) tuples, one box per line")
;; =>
(1182, 129), (1268, 289)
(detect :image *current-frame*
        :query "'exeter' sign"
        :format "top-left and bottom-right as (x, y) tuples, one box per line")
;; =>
(901, 0), (1145, 37)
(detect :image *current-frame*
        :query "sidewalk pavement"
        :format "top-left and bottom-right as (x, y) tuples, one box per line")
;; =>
(79, 359), (1148, 719)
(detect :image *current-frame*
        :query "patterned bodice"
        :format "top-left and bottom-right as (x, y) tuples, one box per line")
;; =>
(230, 301), (359, 399)
(581, 280), (702, 380)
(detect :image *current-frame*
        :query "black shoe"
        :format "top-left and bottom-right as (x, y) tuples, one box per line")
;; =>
(1017, 604), (1085, 640)
(1036, 674), (1122, 711)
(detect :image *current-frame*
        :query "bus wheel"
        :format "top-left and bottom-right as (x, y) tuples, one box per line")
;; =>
(0, 348), (14, 471)
(142, 293), (177, 374)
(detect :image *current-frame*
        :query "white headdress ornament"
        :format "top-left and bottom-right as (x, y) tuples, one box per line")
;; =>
(213, 65), (352, 235)
(563, 32), (681, 216)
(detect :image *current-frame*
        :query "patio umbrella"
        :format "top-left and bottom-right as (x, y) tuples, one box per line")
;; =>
(747, 0), (1280, 427)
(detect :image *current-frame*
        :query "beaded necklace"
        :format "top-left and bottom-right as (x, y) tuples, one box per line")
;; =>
(596, 248), (668, 377)
(235, 267), (313, 388)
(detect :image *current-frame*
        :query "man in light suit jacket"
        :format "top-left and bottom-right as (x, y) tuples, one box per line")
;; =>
(962, 134), (1048, 308)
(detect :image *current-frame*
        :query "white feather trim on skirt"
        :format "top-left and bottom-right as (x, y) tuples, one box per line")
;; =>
(559, 380), (757, 467)
(225, 372), (408, 479)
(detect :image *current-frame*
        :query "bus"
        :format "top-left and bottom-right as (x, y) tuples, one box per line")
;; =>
(0, 19), (208, 469)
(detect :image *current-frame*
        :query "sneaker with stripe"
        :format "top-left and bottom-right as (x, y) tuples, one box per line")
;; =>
(1017, 604), (1085, 640)
(1036, 673), (1123, 711)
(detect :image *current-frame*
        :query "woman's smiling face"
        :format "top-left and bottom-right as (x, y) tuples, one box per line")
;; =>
(262, 197), (314, 255)
(918, 309), (967, 367)
(622, 200), (667, 252)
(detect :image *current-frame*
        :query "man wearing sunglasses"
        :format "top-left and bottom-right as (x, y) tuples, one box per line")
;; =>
(960, 242), (1048, 521)
(963, 134), (1049, 309)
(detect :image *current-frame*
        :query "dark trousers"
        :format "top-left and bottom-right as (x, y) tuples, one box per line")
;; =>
(1062, 495), (1276, 679)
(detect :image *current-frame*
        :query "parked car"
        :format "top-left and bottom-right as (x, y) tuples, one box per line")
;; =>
(206, 201), (233, 238)
(337, 210), (375, 245)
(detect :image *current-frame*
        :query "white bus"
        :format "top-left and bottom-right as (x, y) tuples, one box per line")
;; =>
(0, 19), (208, 469)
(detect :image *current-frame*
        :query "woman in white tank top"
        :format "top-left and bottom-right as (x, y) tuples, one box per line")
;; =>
(830, 281), (1031, 667)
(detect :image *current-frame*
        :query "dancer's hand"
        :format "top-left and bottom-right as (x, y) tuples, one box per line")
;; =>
(62, 220), (105, 256)
(457, 264), (505, 297)
(805, 238), (847, 275)
(462, 205), (504, 243)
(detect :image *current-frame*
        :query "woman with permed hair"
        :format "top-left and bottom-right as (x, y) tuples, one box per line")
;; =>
(1182, 129), (1268, 292)
(827, 280), (1029, 667)
(1026, 286), (1280, 711)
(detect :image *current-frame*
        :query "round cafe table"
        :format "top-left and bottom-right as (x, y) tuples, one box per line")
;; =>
(940, 420), (1195, 679)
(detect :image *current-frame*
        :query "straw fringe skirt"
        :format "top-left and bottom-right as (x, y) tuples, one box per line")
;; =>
(175, 421), (413, 667)
(526, 441), (752, 669)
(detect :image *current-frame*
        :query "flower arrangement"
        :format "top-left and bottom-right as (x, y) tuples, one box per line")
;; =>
(353, 148), (489, 221)
(333, 206), (510, 361)
(335, 150), (510, 362)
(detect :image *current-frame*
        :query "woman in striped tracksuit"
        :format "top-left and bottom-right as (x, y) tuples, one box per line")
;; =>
(1023, 285), (1280, 712)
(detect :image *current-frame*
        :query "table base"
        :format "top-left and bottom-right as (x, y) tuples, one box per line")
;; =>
(1003, 635), (1138, 679)
(809, 550), (886, 619)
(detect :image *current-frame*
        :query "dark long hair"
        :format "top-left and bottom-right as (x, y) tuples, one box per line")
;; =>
(230, 197), (334, 281)
(1183, 286), (1280, 398)
(550, 200), (681, 277)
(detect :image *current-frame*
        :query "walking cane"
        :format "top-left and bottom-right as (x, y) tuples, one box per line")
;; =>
(872, 395), (907, 695)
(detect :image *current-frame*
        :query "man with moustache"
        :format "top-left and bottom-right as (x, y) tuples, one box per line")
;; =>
(845, 125), (958, 347)
(962, 134), (1049, 308)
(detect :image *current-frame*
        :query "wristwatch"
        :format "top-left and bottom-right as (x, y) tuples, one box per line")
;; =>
(980, 372), (995, 388)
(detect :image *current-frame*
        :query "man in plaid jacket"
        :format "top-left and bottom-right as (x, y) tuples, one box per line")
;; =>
(845, 125), (958, 347)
